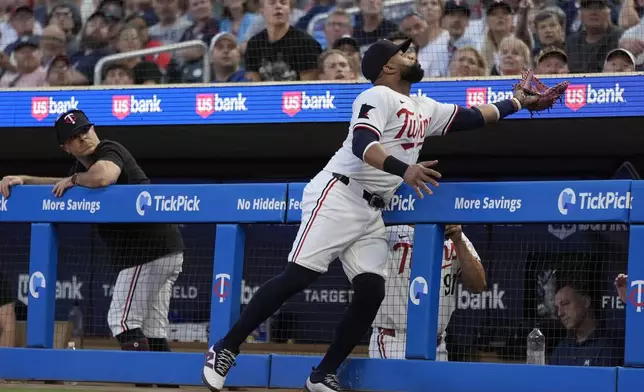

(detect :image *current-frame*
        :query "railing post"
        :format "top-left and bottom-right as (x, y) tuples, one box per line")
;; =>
(26, 223), (58, 348)
(209, 224), (245, 346)
(625, 225), (644, 366)
(405, 223), (444, 360)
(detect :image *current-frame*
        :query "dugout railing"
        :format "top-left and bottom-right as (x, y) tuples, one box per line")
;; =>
(0, 181), (643, 392)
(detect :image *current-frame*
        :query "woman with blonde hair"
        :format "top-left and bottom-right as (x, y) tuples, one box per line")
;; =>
(495, 36), (531, 76)
(448, 46), (488, 77)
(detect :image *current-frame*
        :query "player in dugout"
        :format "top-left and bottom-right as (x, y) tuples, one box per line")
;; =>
(370, 224), (485, 360)
(0, 109), (185, 388)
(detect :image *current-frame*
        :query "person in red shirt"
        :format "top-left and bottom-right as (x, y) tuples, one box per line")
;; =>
(124, 13), (172, 71)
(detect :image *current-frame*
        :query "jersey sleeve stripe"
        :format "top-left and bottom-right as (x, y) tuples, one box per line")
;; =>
(353, 123), (382, 138)
(362, 141), (380, 161)
(441, 105), (459, 135)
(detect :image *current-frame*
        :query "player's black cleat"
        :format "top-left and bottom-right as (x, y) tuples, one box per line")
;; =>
(304, 370), (344, 392)
(202, 341), (238, 392)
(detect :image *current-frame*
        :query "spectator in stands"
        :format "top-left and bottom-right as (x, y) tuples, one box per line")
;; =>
(400, 11), (449, 77)
(442, 0), (478, 55)
(69, 11), (113, 84)
(494, 35), (531, 75)
(207, 32), (248, 82)
(0, 5), (42, 52)
(220, 0), (262, 45)
(0, 35), (46, 87)
(618, 16), (644, 69)
(47, 2), (83, 53)
(481, 0), (516, 74)
(603, 47), (636, 71)
(45, 53), (78, 86)
(178, 0), (220, 65)
(332, 34), (361, 72)
(0, 272), (15, 348)
(133, 60), (164, 83)
(38, 24), (67, 65)
(322, 9), (353, 50)
(550, 281), (622, 366)
(125, 13), (173, 72)
(99, 1), (126, 51)
(533, 6), (566, 55)
(116, 24), (163, 74)
(565, 0), (623, 73)
(148, 0), (192, 44)
(447, 46), (487, 76)
(317, 48), (356, 80)
(352, 0), (399, 55)
(535, 46), (569, 74)
(241, 0), (306, 46)
(102, 61), (134, 84)
(244, 0), (322, 81)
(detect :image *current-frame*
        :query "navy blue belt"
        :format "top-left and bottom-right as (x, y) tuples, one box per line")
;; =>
(332, 173), (386, 209)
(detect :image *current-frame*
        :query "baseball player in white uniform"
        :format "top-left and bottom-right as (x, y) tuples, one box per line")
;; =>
(369, 224), (485, 361)
(202, 37), (540, 392)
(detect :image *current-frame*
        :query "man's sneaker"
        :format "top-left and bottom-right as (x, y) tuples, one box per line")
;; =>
(304, 372), (343, 392)
(202, 341), (238, 392)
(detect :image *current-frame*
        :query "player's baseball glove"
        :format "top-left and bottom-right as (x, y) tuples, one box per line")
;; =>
(512, 69), (569, 117)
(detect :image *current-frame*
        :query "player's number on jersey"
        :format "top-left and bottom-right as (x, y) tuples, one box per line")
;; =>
(393, 242), (412, 275)
(443, 273), (457, 296)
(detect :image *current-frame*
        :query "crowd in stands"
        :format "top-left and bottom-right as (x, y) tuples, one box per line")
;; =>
(0, 0), (641, 88)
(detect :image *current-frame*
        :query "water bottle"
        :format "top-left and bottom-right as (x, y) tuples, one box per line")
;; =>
(68, 301), (84, 348)
(526, 327), (546, 365)
(64, 341), (78, 385)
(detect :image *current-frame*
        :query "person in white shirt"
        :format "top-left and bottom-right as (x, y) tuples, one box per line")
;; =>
(203, 37), (542, 392)
(370, 224), (485, 361)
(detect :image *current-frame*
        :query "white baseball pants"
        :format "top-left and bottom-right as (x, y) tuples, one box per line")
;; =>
(107, 252), (183, 339)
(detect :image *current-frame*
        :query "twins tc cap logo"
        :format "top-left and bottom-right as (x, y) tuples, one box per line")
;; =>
(29, 271), (46, 299)
(136, 191), (152, 216)
(214, 273), (231, 303)
(558, 188), (576, 215)
(409, 276), (428, 306)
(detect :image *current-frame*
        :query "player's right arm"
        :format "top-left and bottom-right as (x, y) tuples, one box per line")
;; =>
(0, 175), (65, 197)
(351, 87), (442, 198)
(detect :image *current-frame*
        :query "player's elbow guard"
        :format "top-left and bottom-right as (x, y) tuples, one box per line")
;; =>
(352, 128), (380, 161)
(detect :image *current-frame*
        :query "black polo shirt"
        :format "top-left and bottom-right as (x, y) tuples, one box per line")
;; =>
(70, 140), (185, 268)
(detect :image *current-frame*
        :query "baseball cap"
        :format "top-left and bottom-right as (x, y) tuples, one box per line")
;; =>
(13, 35), (39, 52)
(444, 0), (471, 16)
(580, 0), (608, 7)
(606, 48), (636, 66)
(55, 110), (94, 145)
(333, 35), (359, 51)
(361, 38), (412, 84)
(486, 0), (513, 14)
(537, 46), (568, 64)
(209, 32), (237, 52)
(10, 5), (33, 18)
(46, 54), (72, 74)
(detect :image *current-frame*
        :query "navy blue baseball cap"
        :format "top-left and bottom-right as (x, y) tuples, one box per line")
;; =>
(55, 109), (94, 144)
(361, 38), (413, 84)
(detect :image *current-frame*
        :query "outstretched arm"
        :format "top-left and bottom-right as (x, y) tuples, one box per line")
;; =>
(444, 99), (523, 133)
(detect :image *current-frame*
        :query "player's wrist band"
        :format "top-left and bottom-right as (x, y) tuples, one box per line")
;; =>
(493, 99), (520, 120)
(383, 156), (409, 178)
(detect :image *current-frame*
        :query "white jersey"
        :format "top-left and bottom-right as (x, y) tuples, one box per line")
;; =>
(323, 85), (458, 202)
(372, 225), (480, 334)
